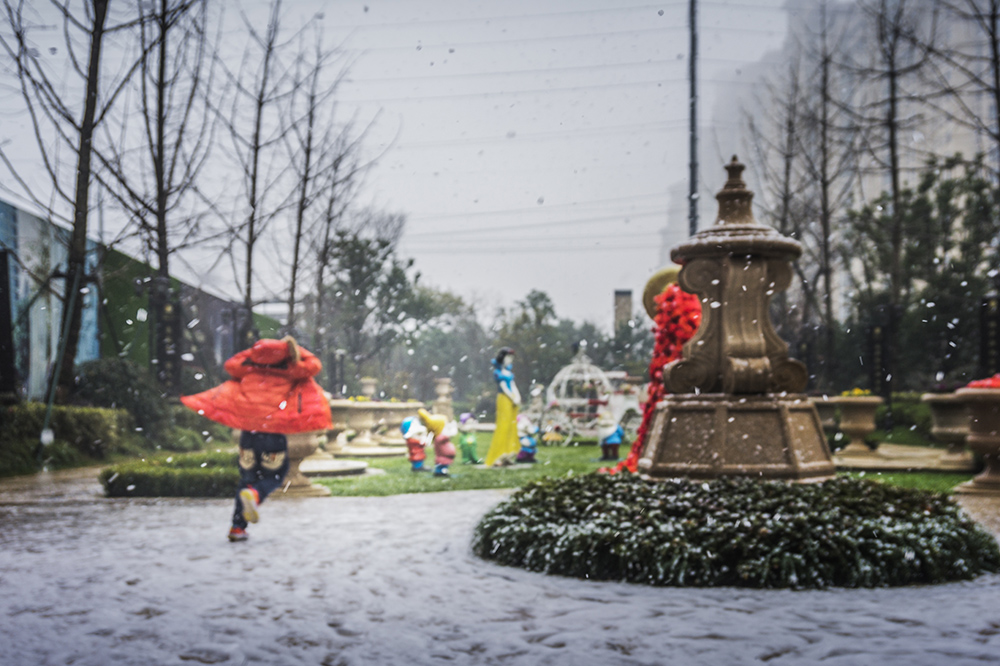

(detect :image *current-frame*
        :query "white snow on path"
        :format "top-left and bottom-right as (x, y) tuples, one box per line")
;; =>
(1, 472), (1000, 665)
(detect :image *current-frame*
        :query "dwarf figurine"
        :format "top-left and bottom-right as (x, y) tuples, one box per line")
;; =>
(457, 412), (481, 464)
(401, 416), (429, 472)
(516, 414), (539, 463)
(597, 413), (625, 461)
(418, 409), (457, 476)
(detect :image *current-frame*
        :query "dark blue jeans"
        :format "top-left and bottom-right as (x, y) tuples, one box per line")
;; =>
(232, 431), (289, 529)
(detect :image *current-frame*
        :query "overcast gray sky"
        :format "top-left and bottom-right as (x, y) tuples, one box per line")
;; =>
(2, 0), (792, 329)
(279, 0), (792, 327)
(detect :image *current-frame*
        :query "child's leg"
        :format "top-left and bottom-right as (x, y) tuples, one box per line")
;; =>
(249, 432), (289, 503)
(232, 443), (259, 529)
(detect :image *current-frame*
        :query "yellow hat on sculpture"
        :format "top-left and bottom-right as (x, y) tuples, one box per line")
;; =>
(642, 265), (681, 319)
(418, 408), (446, 437)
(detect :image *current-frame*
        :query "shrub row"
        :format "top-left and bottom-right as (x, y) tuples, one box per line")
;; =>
(875, 392), (932, 437)
(1, 401), (230, 477)
(472, 473), (1000, 589)
(1, 402), (141, 476)
(101, 450), (239, 498)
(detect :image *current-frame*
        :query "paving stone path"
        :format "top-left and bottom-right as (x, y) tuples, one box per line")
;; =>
(1, 467), (999, 665)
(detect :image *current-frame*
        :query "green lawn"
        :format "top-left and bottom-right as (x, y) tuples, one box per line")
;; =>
(842, 471), (975, 494)
(312, 433), (975, 497)
(314, 433), (612, 496)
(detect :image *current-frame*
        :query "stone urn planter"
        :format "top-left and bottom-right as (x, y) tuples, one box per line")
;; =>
(433, 377), (455, 420)
(373, 401), (423, 446)
(809, 396), (838, 436)
(347, 400), (376, 446)
(359, 377), (378, 399)
(326, 398), (353, 453)
(920, 392), (972, 465)
(954, 388), (1000, 495)
(282, 431), (331, 496)
(830, 395), (883, 457)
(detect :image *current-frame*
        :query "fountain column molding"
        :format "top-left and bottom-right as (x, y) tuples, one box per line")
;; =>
(638, 156), (834, 482)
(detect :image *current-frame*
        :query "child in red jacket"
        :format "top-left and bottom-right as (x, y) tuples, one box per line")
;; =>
(181, 336), (332, 541)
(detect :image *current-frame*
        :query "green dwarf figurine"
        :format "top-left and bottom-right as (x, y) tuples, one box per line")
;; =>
(458, 412), (482, 464)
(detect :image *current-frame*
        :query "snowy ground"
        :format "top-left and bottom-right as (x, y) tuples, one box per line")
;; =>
(1, 470), (1000, 666)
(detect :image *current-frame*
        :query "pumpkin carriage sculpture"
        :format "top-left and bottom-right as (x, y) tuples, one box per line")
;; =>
(526, 344), (641, 444)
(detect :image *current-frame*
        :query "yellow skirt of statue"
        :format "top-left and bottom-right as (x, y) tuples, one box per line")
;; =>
(485, 393), (520, 466)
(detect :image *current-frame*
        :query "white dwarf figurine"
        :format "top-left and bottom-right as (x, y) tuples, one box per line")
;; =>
(516, 414), (539, 463)
(597, 412), (625, 461)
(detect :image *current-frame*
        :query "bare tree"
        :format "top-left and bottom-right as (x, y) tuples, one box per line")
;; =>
(796, 0), (864, 386)
(282, 27), (349, 334)
(0, 0), (144, 399)
(745, 55), (818, 343)
(920, 0), (1000, 178)
(214, 0), (295, 348)
(844, 0), (936, 403)
(95, 0), (216, 392)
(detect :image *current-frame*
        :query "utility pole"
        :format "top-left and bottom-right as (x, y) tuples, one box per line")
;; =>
(688, 0), (699, 237)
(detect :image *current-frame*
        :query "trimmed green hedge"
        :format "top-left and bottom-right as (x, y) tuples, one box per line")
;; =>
(1, 401), (227, 477)
(100, 450), (239, 498)
(472, 473), (1000, 589)
(1, 402), (141, 476)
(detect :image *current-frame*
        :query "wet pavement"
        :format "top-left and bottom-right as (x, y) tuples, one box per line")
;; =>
(1, 467), (1000, 665)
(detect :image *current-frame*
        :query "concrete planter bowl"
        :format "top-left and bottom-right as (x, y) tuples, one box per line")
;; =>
(830, 396), (883, 456)
(954, 388), (1000, 496)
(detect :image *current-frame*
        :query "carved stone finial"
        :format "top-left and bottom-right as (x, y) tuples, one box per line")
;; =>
(714, 155), (754, 226)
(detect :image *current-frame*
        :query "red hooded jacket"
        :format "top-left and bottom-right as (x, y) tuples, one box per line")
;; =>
(180, 338), (333, 434)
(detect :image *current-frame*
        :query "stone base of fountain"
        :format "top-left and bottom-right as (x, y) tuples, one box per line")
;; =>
(638, 393), (835, 482)
(337, 441), (407, 457)
(299, 458), (368, 477)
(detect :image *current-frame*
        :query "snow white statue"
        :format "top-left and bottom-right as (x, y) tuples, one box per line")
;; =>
(485, 347), (521, 466)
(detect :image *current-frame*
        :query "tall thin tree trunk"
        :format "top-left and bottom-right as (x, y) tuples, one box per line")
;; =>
(55, 0), (109, 397)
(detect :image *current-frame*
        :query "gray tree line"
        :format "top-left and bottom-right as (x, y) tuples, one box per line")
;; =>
(744, 0), (1000, 395)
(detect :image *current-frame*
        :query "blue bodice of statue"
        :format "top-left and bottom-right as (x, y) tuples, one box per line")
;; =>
(493, 366), (515, 393)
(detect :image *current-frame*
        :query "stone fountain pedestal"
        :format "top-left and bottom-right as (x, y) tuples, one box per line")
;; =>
(639, 157), (835, 483)
(639, 394), (833, 480)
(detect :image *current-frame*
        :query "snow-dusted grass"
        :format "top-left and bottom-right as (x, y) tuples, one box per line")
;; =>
(473, 474), (1000, 589)
(316, 434), (608, 496)
(845, 470), (975, 494)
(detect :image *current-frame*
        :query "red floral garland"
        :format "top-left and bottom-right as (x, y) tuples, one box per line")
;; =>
(603, 283), (701, 474)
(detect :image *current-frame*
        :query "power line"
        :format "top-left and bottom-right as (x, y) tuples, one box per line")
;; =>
(404, 242), (662, 254)
(345, 58), (682, 85)
(406, 209), (666, 237)
(393, 120), (688, 150)
(341, 25), (685, 55)
(320, 4), (675, 32)
(405, 228), (662, 245)
(407, 192), (670, 222)
(340, 76), (686, 104)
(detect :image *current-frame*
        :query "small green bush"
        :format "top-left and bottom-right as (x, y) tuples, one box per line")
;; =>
(876, 392), (932, 438)
(101, 450), (239, 498)
(472, 473), (1000, 589)
(72, 357), (174, 438)
(171, 404), (233, 446)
